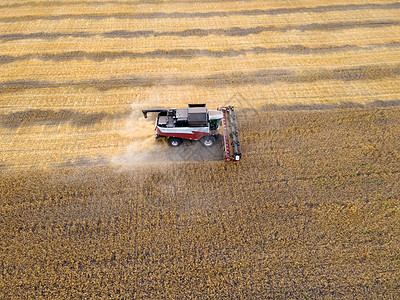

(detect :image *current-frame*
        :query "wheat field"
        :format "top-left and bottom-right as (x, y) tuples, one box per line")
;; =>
(1, 0), (400, 298)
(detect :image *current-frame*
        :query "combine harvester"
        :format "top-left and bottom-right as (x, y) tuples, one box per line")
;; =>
(142, 104), (242, 161)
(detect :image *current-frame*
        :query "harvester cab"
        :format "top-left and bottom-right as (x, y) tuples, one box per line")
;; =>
(142, 104), (242, 161)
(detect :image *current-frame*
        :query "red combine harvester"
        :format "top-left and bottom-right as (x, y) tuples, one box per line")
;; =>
(142, 104), (242, 161)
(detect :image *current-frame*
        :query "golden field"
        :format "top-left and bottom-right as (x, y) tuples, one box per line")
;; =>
(1, 0), (400, 168)
(1, 0), (400, 297)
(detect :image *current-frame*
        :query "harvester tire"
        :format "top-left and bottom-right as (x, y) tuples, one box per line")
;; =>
(200, 136), (215, 147)
(168, 137), (182, 147)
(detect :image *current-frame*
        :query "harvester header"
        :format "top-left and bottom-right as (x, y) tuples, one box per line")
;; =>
(142, 104), (242, 161)
(220, 106), (242, 162)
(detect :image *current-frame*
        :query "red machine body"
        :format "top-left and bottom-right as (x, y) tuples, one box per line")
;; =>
(142, 104), (241, 161)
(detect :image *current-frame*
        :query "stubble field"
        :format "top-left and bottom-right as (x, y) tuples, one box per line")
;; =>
(1, 0), (400, 298)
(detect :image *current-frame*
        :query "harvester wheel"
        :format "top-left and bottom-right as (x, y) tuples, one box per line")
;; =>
(168, 137), (182, 147)
(200, 136), (215, 147)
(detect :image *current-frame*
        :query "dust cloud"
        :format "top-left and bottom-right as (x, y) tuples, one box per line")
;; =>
(111, 99), (224, 167)
(111, 99), (168, 166)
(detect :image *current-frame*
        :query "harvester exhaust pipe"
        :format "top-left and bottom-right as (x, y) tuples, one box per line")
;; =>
(219, 106), (242, 161)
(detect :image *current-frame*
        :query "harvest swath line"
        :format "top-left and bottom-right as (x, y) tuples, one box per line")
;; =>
(1, 3), (400, 22)
(2, 20), (400, 41)
(259, 99), (400, 111)
(2, 42), (400, 65)
(0, 109), (129, 128)
(1, 64), (399, 93)
(1, 144), (117, 152)
(0, 0), (253, 9)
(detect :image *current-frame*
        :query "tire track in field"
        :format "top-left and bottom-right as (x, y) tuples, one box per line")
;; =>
(2, 20), (400, 42)
(2, 42), (400, 65)
(1, 64), (399, 94)
(1, 3), (400, 22)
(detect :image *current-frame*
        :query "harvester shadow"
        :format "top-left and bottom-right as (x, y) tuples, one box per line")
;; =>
(156, 134), (224, 162)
